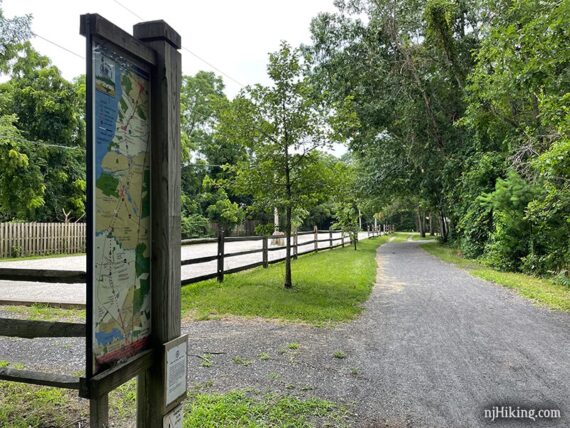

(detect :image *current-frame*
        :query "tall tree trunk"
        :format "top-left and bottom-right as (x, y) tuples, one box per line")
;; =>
(429, 212), (434, 236)
(284, 135), (292, 289)
(285, 204), (292, 288)
(417, 209), (426, 237)
(416, 210), (420, 234)
(440, 210), (448, 242)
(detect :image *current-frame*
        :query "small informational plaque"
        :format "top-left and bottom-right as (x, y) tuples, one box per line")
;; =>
(164, 335), (188, 407)
(163, 404), (183, 428)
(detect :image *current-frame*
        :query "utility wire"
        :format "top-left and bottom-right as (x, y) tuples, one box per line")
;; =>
(112, 0), (246, 88)
(181, 46), (245, 88)
(111, 0), (145, 21)
(0, 134), (84, 151)
(28, 2), (245, 89)
(183, 163), (226, 168)
(32, 32), (84, 60)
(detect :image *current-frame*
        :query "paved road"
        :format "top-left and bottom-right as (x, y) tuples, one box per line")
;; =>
(0, 231), (371, 305)
(1, 240), (568, 427)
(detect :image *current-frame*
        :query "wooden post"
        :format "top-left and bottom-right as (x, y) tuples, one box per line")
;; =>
(217, 229), (225, 283)
(293, 231), (298, 259)
(341, 233), (345, 248)
(262, 236), (268, 268)
(90, 394), (109, 427)
(329, 229), (333, 249)
(313, 226), (318, 253)
(133, 20), (182, 428)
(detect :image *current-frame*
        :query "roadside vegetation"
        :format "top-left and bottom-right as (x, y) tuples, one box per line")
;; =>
(423, 243), (570, 312)
(181, 237), (386, 325)
(0, 377), (349, 428)
(0, 304), (85, 322)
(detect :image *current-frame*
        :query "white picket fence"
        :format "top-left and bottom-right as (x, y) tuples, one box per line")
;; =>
(0, 222), (86, 258)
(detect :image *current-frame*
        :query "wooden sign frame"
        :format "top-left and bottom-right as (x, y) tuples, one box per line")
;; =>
(80, 14), (183, 428)
(81, 13), (156, 389)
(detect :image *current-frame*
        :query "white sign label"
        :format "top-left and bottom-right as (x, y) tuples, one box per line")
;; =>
(163, 404), (183, 428)
(165, 338), (187, 406)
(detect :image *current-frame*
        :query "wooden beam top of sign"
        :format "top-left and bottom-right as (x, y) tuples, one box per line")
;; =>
(80, 13), (157, 66)
(133, 20), (182, 50)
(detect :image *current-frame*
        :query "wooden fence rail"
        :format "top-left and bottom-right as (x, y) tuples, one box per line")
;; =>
(0, 222), (86, 258)
(179, 229), (384, 286)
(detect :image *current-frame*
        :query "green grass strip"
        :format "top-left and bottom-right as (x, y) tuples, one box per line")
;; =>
(181, 237), (387, 325)
(422, 243), (570, 312)
(184, 389), (349, 427)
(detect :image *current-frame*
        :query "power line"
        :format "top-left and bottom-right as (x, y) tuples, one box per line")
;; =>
(181, 47), (245, 88)
(111, 0), (144, 21)
(0, 134), (84, 151)
(32, 32), (84, 60)
(112, 0), (246, 88)
(183, 163), (226, 168)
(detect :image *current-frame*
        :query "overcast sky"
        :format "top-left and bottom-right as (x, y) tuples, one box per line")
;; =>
(3, 0), (337, 98)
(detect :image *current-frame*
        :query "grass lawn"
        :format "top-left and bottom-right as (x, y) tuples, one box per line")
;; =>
(0, 304), (85, 322)
(181, 237), (387, 325)
(422, 243), (570, 312)
(0, 377), (349, 427)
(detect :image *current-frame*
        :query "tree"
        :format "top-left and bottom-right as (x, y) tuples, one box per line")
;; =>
(306, 0), (482, 242)
(180, 71), (228, 162)
(460, 0), (570, 273)
(0, 114), (45, 219)
(179, 72), (249, 237)
(0, 4), (31, 72)
(230, 41), (353, 288)
(201, 176), (245, 234)
(0, 43), (86, 221)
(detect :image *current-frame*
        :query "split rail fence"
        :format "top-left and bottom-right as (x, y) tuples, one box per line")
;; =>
(0, 227), (389, 389)
(180, 228), (384, 285)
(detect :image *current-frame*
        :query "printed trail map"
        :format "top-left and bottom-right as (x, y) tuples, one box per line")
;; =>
(92, 42), (151, 373)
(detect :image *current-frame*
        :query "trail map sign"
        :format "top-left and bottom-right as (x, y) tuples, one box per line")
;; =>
(87, 30), (152, 376)
(82, 14), (183, 427)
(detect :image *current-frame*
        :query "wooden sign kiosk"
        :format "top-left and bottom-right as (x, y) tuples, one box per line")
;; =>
(80, 14), (184, 427)
(0, 13), (184, 428)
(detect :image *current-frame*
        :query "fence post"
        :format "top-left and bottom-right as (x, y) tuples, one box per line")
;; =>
(313, 226), (318, 253)
(342, 232), (345, 248)
(217, 229), (225, 282)
(293, 231), (298, 260)
(90, 393), (109, 428)
(329, 229), (333, 249)
(262, 236), (268, 268)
